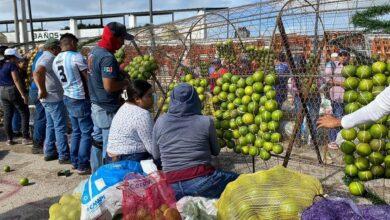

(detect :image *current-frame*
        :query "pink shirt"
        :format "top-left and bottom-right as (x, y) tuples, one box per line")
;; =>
(324, 61), (345, 102)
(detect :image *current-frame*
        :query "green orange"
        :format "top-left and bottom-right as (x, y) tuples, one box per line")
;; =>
(349, 182), (365, 196)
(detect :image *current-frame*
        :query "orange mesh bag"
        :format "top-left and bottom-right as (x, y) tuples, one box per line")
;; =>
(122, 172), (181, 220)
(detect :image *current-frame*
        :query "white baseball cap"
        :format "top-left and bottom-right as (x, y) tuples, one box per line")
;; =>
(4, 48), (22, 59)
(330, 52), (338, 58)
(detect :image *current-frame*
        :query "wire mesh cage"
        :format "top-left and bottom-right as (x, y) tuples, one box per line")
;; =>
(113, 0), (390, 201)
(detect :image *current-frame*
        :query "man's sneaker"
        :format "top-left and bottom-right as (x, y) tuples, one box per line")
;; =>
(22, 138), (33, 145)
(58, 158), (71, 165)
(44, 155), (58, 161)
(77, 168), (91, 175)
(6, 140), (16, 146)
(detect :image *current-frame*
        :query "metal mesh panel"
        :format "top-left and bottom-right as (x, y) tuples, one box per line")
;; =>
(116, 0), (389, 199)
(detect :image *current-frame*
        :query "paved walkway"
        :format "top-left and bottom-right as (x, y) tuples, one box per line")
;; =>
(0, 141), (85, 219)
(0, 139), (388, 219)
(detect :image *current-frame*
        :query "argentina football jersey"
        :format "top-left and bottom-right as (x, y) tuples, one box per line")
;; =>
(53, 51), (88, 99)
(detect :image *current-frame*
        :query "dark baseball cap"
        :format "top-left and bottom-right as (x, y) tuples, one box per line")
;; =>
(106, 22), (134, 40)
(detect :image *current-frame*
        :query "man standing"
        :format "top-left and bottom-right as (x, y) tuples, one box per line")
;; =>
(34, 38), (70, 163)
(53, 33), (93, 174)
(29, 47), (45, 154)
(88, 22), (131, 167)
(324, 50), (350, 149)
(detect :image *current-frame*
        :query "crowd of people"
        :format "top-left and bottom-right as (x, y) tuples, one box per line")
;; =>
(0, 22), (237, 199)
(1, 20), (388, 200)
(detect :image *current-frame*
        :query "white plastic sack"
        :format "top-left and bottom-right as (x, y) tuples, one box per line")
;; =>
(177, 196), (218, 220)
(80, 161), (144, 220)
(73, 179), (88, 195)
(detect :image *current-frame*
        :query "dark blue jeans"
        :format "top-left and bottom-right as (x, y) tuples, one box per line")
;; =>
(42, 101), (69, 160)
(29, 88), (46, 145)
(90, 126), (103, 173)
(63, 96), (93, 170)
(170, 170), (239, 200)
(105, 152), (152, 164)
(329, 101), (344, 142)
(12, 109), (21, 133)
(91, 103), (116, 161)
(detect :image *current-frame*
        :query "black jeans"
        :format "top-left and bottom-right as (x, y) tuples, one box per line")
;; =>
(0, 85), (30, 140)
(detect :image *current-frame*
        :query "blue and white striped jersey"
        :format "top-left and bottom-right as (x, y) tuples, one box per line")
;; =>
(52, 51), (88, 99)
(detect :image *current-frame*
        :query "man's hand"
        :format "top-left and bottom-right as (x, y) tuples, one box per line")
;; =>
(317, 115), (342, 129)
(38, 90), (48, 99)
(22, 95), (28, 105)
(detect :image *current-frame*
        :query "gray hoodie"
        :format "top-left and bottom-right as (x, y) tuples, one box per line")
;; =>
(152, 83), (219, 172)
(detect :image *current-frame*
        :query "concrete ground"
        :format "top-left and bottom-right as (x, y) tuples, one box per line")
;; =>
(0, 140), (85, 220)
(0, 138), (389, 219)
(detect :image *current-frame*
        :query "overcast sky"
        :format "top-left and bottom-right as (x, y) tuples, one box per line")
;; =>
(0, 0), (387, 32)
(0, 0), (258, 31)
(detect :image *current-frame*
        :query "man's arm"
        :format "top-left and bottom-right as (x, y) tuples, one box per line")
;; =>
(74, 54), (90, 95)
(103, 78), (129, 93)
(318, 86), (390, 129)
(100, 56), (129, 93)
(33, 65), (47, 99)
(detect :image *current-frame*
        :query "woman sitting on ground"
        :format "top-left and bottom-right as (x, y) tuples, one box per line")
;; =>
(152, 83), (238, 200)
(106, 80), (154, 163)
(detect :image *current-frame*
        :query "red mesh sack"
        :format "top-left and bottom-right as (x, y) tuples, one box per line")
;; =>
(122, 171), (180, 220)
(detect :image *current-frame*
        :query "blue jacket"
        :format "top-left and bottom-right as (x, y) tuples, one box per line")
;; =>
(152, 83), (219, 172)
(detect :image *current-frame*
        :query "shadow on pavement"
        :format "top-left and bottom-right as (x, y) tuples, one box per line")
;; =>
(0, 150), (9, 160)
(1, 195), (60, 220)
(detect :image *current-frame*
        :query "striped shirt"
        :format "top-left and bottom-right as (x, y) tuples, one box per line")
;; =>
(52, 51), (88, 99)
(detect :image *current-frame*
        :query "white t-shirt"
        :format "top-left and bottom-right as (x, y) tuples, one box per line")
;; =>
(107, 103), (154, 155)
(52, 51), (88, 100)
(341, 86), (390, 129)
(36, 51), (63, 102)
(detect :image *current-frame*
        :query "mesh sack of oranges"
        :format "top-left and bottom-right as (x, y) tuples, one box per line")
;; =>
(217, 165), (323, 220)
(122, 171), (181, 220)
(49, 193), (81, 220)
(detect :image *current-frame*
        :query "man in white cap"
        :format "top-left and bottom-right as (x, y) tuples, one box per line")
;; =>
(330, 52), (338, 62)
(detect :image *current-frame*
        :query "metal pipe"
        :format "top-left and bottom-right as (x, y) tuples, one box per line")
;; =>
(313, 0), (320, 53)
(13, 0), (20, 43)
(99, 0), (103, 27)
(149, 0), (153, 24)
(20, 0), (29, 50)
(27, 0), (35, 46)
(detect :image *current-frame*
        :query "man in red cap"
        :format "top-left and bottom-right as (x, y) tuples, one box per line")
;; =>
(87, 22), (132, 170)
